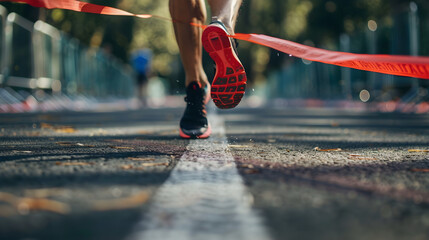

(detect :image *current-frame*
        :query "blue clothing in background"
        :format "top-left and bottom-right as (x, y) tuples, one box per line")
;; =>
(131, 49), (152, 74)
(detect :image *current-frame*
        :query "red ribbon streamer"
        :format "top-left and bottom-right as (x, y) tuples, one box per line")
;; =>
(2, 0), (152, 18)
(232, 33), (429, 79)
(3, 0), (429, 79)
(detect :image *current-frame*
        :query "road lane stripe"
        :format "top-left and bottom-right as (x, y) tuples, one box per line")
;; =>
(126, 114), (272, 240)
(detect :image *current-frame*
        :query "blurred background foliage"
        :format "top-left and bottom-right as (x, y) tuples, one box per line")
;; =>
(2, 0), (428, 91)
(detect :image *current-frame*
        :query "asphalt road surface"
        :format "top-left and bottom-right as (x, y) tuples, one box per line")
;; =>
(1, 106), (429, 240)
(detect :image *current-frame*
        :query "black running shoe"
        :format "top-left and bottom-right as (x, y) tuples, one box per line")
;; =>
(179, 82), (211, 139)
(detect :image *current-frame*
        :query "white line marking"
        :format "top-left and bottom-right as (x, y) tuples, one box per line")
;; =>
(127, 115), (272, 240)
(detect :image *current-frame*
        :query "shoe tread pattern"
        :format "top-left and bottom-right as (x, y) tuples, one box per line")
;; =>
(202, 25), (247, 109)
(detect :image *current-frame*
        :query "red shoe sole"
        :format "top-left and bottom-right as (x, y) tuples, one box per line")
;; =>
(202, 25), (247, 109)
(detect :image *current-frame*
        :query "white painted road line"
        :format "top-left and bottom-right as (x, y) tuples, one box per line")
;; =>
(127, 114), (272, 240)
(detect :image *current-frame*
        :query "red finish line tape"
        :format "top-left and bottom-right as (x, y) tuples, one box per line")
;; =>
(3, 0), (429, 79)
(3, 0), (153, 18)
(232, 33), (429, 79)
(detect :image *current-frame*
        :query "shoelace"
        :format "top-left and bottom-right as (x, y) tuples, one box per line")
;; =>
(184, 93), (206, 117)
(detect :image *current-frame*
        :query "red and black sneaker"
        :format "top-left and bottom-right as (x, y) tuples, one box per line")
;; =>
(179, 82), (211, 139)
(202, 21), (247, 109)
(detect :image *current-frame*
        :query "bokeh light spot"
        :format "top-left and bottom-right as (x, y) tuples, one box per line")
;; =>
(368, 20), (377, 31)
(359, 89), (371, 102)
(51, 9), (64, 23)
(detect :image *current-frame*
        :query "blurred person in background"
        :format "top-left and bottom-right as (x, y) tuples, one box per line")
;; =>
(170, 0), (246, 139)
(131, 49), (152, 106)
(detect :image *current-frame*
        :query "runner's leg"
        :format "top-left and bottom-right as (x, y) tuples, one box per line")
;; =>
(207, 0), (242, 34)
(169, 0), (208, 88)
(203, 0), (245, 109)
(170, 0), (211, 139)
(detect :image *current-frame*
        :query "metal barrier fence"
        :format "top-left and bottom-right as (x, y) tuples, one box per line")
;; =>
(267, 2), (429, 110)
(0, 6), (136, 111)
(0, 5), (6, 86)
